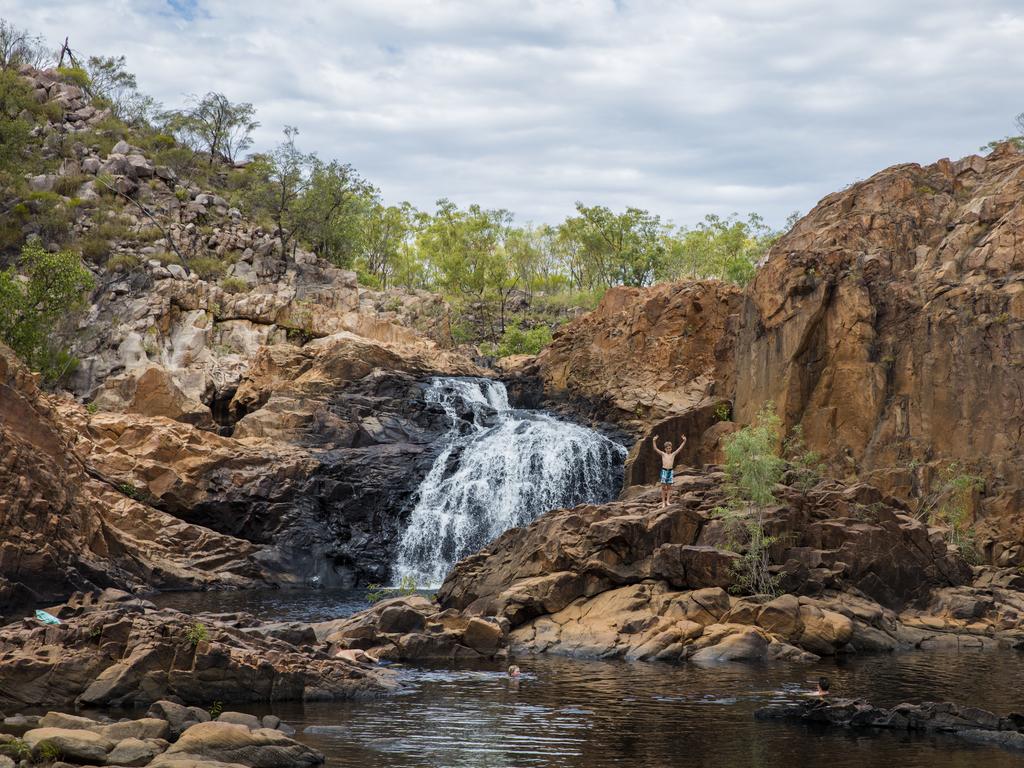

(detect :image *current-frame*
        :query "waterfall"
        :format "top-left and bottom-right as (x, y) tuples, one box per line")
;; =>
(394, 377), (627, 588)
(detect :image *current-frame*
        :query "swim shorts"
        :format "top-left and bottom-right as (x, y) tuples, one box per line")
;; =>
(660, 468), (673, 485)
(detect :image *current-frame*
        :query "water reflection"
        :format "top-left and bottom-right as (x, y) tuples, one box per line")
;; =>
(150, 588), (369, 623)
(236, 653), (1024, 768)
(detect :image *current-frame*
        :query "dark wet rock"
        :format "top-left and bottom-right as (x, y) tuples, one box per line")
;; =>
(76, 367), (483, 590)
(755, 697), (1024, 752)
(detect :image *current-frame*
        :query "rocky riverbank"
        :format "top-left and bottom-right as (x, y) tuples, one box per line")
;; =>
(0, 589), (396, 712)
(0, 704), (325, 767)
(321, 469), (1024, 665)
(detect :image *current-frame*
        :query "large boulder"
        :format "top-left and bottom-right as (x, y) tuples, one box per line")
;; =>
(22, 727), (113, 763)
(157, 721), (324, 767)
(689, 626), (768, 663)
(105, 737), (165, 766)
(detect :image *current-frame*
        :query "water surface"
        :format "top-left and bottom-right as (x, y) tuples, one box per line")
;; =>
(237, 652), (1024, 767)
(150, 588), (370, 623)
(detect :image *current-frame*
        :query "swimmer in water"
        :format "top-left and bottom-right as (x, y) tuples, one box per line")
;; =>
(814, 676), (830, 696)
(508, 664), (521, 678)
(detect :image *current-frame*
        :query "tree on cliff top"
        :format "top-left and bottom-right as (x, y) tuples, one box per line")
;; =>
(86, 54), (160, 125)
(981, 112), (1024, 153)
(0, 20), (51, 70)
(163, 91), (259, 166)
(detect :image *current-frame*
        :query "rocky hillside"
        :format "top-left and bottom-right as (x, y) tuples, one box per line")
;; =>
(0, 67), (493, 614)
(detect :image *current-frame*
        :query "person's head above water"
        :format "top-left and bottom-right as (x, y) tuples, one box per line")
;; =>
(508, 664), (521, 677)
(817, 677), (830, 693)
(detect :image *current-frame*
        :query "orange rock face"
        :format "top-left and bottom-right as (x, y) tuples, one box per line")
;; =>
(533, 280), (741, 430)
(0, 345), (264, 614)
(735, 143), (1024, 556)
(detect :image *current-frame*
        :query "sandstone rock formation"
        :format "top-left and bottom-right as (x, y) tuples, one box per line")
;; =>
(50, 332), (485, 588)
(0, 591), (397, 710)
(0, 700), (322, 767)
(0, 345), (264, 616)
(523, 280), (740, 430)
(320, 594), (509, 661)
(735, 143), (1024, 558)
(424, 471), (1024, 662)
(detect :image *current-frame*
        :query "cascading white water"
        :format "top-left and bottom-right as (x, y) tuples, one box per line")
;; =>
(394, 377), (627, 588)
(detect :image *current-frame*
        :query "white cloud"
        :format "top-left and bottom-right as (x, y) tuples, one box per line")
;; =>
(8, 0), (1024, 227)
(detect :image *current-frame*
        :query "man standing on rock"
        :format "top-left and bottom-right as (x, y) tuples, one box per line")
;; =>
(652, 434), (686, 508)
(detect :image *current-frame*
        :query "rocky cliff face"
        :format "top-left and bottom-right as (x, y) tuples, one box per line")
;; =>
(526, 145), (1024, 562)
(735, 143), (1024, 560)
(0, 345), (264, 616)
(528, 280), (740, 430)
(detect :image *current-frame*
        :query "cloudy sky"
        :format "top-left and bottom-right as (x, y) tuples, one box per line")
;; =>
(9, 1), (1024, 227)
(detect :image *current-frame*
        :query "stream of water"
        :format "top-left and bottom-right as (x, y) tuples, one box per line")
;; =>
(393, 378), (626, 588)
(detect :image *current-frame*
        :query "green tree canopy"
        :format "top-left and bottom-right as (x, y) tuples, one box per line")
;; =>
(660, 212), (781, 286)
(561, 203), (667, 288)
(86, 54), (160, 125)
(163, 91), (259, 165)
(0, 243), (94, 383)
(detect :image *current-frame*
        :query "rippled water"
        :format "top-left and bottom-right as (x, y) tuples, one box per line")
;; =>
(149, 591), (1024, 767)
(150, 588), (371, 623)
(229, 653), (1024, 767)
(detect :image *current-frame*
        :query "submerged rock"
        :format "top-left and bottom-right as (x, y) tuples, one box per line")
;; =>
(755, 697), (1024, 752)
